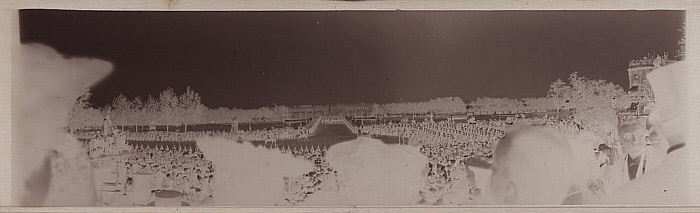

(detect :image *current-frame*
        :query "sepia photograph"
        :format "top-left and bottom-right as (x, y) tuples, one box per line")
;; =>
(4, 8), (697, 210)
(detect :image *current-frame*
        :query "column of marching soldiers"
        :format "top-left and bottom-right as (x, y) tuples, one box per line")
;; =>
(78, 113), (619, 206)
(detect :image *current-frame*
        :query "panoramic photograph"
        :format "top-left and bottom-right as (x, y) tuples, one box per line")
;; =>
(12, 10), (689, 206)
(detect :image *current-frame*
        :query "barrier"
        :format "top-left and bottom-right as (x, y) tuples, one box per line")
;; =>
(305, 117), (322, 136)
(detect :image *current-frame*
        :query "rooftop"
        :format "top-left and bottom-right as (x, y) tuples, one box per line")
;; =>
(628, 53), (669, 68)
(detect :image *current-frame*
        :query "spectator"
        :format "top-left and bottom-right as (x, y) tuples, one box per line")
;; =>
(595, 61), (692, 205)
(488, 127), (576, 205)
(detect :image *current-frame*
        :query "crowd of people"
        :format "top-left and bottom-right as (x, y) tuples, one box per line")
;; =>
(122, 127), (310, 143)
(278, 144), (339, 205)
(75, 120), (319, 206)
(86, 132), (131, 159)
(24, 41), (689, 207)
(76, 126), (311, 146)
(77, 81), (682, 206)
(95, 142), (215, 206)
(78, 107), (679, 206)
(360, 120), (507, 160)
(360, 120), (505, 204)
(357, 115), (627, 205)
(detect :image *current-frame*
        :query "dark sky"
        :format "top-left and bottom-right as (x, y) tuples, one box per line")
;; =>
(19, 10), (685, 109)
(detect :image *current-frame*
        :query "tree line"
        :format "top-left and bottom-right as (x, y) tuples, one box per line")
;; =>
(371, 97), (467, 115)
(468, 72), (632, 138)
(469, 72), (630, 113)
(67, 87), (290, 131)
(68, 72), (633, 134)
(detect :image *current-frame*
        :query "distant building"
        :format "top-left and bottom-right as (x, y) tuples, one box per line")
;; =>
(330, 104), (373, 117)
(625, 53), (676, 116)
(289, 105), (327, 118)
(288, 104), (374, 118)
(627, 54), (668, 92)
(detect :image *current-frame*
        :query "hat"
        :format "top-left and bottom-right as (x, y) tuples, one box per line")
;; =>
(647, 61), (689, 124)
(646, 61), (691, 143)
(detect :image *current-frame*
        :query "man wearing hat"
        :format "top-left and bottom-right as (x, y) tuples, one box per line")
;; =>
(596, 61), (695, 205)
(606, 118), (665, 191)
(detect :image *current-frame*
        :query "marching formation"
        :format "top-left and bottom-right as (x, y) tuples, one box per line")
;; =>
(279, 145), (339, 205)
(76, 103), (679, 206)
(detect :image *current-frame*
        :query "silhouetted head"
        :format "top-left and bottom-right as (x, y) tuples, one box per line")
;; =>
(490, 127), (575, 205)
(15, 43), (112, 206)
(646, 62), (689, 147)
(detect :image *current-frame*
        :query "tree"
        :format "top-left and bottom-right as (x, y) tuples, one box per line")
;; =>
(676, 22), (685, 61)
(67, 90), (103, 130)
(522, 97), (559, 112)
(429, 97), (466, 114)
(469, 97), (524, 113)
(131, 96), (143, 132)
(178, 86), (205, 132)
(110, 94), (134, 131)
(74, 90), (92, 110)
(371, 103), (387, 116)
(143, 94), (160, 129)
(271, 105), (291, 121)
(566, 72), (629, 110)
(548, 72), (630, 140)
(547, 78), (573, 109)
(370, 97), (466, 115)
(159, 87), (179, 131)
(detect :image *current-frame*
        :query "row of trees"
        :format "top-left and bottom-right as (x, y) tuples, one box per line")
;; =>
(202, 106), (290, 124)
(68, 90), (468, 131)
(68, 72), (630, 136)
(469, 72), (630, 113)
(469, 97), (536, 113)
(371, 97), (467, 115)
(106, 87), (207, 132)
(468, 72), (631, 138)
(469, 73), (630, 113)
(68, 87), (291, 131)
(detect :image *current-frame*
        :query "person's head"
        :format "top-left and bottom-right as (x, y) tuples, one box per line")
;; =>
(598, 143), (613, 156)
(646, 61), (690, 147)
(617, 119), (646, 158)
(646, 125), (669, 148)
(489, 127), (575, 205)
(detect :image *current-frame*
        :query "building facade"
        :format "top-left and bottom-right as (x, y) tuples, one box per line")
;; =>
(627, 54), (668, 92)
(289, 105), (327, 119)
(625, 53), (674, 116)
(288, 104), (374, 118)
(329, 104), (373, 117)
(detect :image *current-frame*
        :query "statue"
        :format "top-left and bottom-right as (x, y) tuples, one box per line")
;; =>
(103, 113), (114, 136)
(653, 55), (662, 68)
